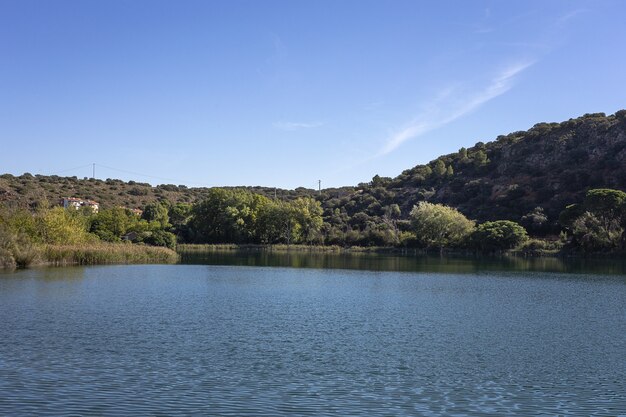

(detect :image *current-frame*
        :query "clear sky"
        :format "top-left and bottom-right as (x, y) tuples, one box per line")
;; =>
(1, 0), (625, 189)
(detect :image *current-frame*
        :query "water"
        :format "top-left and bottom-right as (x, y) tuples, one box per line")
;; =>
(1, 259), (625, 416)
(181, 249), (626, 275)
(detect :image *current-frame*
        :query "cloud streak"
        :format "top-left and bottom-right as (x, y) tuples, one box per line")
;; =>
(273, 121), (324, 131)
(380, 61), (535, 156)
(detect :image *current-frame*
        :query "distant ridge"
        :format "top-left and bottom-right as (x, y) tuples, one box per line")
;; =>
(2, 110), (625, 233)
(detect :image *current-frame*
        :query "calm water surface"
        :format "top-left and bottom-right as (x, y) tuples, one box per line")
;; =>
(1, 257), (625, 416)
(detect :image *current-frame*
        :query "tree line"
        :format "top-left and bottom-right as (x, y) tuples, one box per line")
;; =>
(2, 187), (625, 268)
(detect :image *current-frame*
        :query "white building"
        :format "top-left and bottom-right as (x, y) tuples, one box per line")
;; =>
(61, 197), (99, 213)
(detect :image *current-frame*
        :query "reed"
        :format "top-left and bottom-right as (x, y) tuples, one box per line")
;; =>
(43, 243), (179, 266)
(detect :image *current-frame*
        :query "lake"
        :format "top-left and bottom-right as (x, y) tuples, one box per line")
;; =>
(1, 254), (625, 416)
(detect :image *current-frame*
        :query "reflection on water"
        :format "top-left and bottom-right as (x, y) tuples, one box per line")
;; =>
(180, 248), (626, 275)
(1, 262), (625, 416)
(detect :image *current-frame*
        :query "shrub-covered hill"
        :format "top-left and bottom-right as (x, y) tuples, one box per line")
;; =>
(0, 174), (313, 210)
(1, 110), (625, 236)
(319, 110), (626, 234)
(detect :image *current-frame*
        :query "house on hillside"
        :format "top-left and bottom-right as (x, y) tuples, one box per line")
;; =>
(61, 197), (99, 213)
(126, 208), (143, 216)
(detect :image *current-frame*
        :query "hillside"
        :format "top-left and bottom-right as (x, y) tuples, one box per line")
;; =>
(0, 175), (312, 210)
(319, 110), (626, 235)
(2, 110), (625, 236)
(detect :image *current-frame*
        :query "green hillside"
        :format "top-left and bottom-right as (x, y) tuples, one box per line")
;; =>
(2, 110), (625, 241)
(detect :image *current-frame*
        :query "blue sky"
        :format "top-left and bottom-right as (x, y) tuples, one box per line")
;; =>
(1, 0), (625, 189)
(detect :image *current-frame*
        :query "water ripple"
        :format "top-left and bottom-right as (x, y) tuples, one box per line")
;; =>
(1, 265), (625, 416)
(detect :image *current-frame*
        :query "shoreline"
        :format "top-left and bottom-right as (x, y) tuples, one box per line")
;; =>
(3, 242), (624, 271)
(176, 243), (625, 259)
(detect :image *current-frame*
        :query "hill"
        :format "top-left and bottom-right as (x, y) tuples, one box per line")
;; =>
(0, 175), (312, 210)
(319, 110), (626, 235)
(2, 110), (625, 237)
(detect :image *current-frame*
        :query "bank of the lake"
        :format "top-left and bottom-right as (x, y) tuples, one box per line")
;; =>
(177, 243), (414, 254)
(1, 243), (178, 270)
(177, 242), (621, 258)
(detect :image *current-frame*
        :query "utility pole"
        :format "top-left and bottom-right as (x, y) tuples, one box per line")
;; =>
(92, 163), (95, 179)
(318, 180), (321, 195)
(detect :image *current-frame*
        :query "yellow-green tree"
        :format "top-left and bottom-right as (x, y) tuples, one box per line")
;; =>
(290, 197), (324, 244)
(36, 207), (93, 244)
(409, 202), (475, 249)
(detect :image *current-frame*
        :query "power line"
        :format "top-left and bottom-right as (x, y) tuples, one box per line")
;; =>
(49, 163), (94, 176)
(95, 163), (207, 186)
(45, 162), (206, 186)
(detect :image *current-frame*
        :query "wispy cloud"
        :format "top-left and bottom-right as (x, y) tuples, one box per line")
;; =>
(379, 60), (535, 156)
(272, 121), (324, 131)
(556, 9), (587, 26)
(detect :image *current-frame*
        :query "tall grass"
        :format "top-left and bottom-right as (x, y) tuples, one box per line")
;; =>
(43, 243), (179, 266)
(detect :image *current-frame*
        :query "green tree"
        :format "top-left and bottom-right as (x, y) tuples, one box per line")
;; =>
(458, 147), (469, 163)
(256, 200), (293, 244)
(89, 207), (136, 242)
(473, 150), (489, 167)
(143, 229), (177, 249)
(370, 174), (388, 187)
(559, 204), (585, 230)
(169, 203), (192, 228)
(290, 197), (324, 244)
(188, 188), (271, 243)
(521, 207), (549, 234)
(142, 201), (170, 229)
(409, 202), (475, 250)
(471, 220), (528, 251)
(583, 189), (626, 226)
(0, 210), (40, 268)
(571, 212), (616, 251)
(431, 159), (447, 177)
(562, 189), (626, 251)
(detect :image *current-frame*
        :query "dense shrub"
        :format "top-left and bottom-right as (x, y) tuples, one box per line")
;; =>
(471, 220), (528, 252)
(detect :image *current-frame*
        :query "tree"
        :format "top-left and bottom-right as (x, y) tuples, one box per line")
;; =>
(142, 202), (170, 229)
(583, 189), (626, 227)
(409, 202), (475, 249)
(169, 203), (192, 228)
(89, 207), (135, 242)
(255, 200), (293, 244)
(473, 150), (489, 167)
(471, 220), (528, 251)
(521, 207), (549, 234)
(559, 204), (585, 230)
(571, 212), (617, 251)
(370, 174), (391, 187)
(431, 159), (447, 177)
(561, 189), (626, 251)
(188, 188), (271, 243)
(458, 147), (469, 163)
(143, 229), (177, 249)
(37, 207), (93, 244)
(290, 197), (323, 244)
(169, 202), (192, 241)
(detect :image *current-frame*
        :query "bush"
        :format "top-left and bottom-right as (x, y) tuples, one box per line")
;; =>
(517, 239), (562, 256)
(143, 230), (177, 249)
(471, 220), (528, 252)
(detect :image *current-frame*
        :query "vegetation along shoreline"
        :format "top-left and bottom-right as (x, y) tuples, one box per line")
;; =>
(2, 111), (626, 270)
